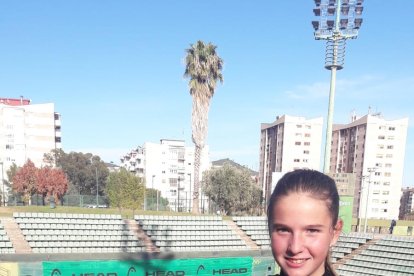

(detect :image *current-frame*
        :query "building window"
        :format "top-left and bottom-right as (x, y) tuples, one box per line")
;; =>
(386, 154), (393, 158)
(382, 191), (390, 195)
(303, 150), (310, 154)
(373, 190), (380, 195)
(294, 159), (300, 163)
(305, 133), (311, 137)
(388, 136), (395, 140)
(384, 172), (391, 177)
(385, 163), (392, 168)
(387, 145), (394, 149)
(304, 142), (311, 146)
(295, 141), (301, 145)
(378, 135), (385, 140)
(383, 182), (390, 186)
(296, 125), (302, 128)
(388, 127), (395, 131)
(374, 172), (381, 176)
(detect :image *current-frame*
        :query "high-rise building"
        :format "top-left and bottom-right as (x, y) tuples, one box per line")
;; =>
(399, 187), (414, 220)
(330, 113), (408, 220)
(259, 115), (323, 206)
(0, 97), (61, 202)
(120, 139), (210, 212)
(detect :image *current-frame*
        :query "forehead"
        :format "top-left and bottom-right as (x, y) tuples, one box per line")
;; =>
(271, 193), (332, 226)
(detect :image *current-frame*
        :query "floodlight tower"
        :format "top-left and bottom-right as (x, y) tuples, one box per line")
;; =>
(312, 0), (364, 173)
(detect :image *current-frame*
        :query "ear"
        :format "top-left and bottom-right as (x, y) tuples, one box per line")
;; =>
(330, 219), (343, 247)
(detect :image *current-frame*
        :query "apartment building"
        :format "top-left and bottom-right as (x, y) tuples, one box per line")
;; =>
(0, 97), (61, 203)
(259, 115), (323, 206)
(330, 113), (408, 220)
(121, 139), (210, 212)
(399, 187), (414, 220)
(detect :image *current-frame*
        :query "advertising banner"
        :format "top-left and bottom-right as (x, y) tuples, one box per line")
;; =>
(339, 195), (353, 234)
(43, 257), (252, 276)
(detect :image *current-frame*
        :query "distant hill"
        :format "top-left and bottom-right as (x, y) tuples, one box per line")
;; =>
(211, 158), (258, 176)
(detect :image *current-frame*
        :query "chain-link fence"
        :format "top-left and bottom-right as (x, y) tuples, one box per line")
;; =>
(7, 193), (109, 208)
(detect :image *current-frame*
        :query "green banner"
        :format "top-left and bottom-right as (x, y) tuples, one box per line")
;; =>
(339, 196), (354, 234)
(43, 257), (252, 276)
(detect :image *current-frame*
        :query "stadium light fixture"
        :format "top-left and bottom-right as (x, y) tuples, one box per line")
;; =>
(312, 0), (364, 173)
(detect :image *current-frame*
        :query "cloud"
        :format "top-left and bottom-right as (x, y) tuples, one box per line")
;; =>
(284, 81), (329, 99)
(284, 74), (414, 102)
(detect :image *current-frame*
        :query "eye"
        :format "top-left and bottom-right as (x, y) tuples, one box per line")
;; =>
(274, 227), (289, 233)
(306, 228), (320, 234)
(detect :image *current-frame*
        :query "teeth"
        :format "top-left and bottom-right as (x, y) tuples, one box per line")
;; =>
(290, 259), (306, 264)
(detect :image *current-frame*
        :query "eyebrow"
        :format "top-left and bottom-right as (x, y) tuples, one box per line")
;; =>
(272, 223), (325, 229)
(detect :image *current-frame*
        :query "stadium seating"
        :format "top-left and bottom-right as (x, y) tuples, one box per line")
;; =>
(337, 235), (414, 276)
(0, 221), (15, 254)
(331, 232), (374, 263)
(135, 215), (248, 251)
(3, 211), (414, 276)
(13, 212), (145, 253)
(232, 216), (270, 249)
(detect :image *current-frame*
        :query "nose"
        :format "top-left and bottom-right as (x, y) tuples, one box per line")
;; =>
(287, 234), (304, 255)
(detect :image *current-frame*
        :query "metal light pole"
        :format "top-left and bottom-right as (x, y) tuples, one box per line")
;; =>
(363, 167), (376, 233)
(95, 167), (99, 207)
(177, 176), (181, 212)
(187, 173), (192, 213)
(152, 175), (155, 210)
(313, 0), (364, 173)
(0, 162), (4, 206)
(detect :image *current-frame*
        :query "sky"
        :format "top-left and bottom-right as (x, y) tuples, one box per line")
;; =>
(0, 1), (413, 186)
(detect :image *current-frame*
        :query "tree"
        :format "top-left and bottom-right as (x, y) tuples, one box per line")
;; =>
(106, 168), (145, 214)
(106, 170), (124, 210)
(124, 170), (145, 216)
(184, 40), (223, 214)
(36, 166), (68, 205)
(146, 188), (169, 211)
(44, 149), (109, 196)
(202, 163), (262, 215)
(12, 160), (37, 205)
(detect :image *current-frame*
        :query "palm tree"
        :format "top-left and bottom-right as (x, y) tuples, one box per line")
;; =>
(184, 40), (223, 214)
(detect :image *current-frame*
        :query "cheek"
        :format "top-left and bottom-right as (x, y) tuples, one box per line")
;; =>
(270, 234), (287, 254)
(307, 236), (333, 255)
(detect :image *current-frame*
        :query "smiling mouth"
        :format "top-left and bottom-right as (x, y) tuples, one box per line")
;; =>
(286, 258), (309, 264)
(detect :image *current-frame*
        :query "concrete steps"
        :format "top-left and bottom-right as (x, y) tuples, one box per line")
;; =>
(333, 238), (379, 269)
(124, 219), (159, 252)
(224, 219), (260, 250)
(0, 217), (32, 254)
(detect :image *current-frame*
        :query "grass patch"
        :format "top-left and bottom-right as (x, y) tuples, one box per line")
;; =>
(0, 206), (220, 219)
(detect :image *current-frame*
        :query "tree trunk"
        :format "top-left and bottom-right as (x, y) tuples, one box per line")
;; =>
(192, 145), (201, 214)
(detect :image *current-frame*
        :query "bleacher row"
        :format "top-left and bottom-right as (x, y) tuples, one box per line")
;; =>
(1, 213), (414, 275)
(0, 223), (14, 254)
(135, 215), (247, 251)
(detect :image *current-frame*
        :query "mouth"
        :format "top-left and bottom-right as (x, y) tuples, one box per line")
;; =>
(285, 257), (310, 267)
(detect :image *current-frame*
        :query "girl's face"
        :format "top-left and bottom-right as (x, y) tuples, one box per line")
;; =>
(270, 192), (342, 276)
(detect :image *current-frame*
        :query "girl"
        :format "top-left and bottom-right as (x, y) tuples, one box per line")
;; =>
(267, 169), (343, 276)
